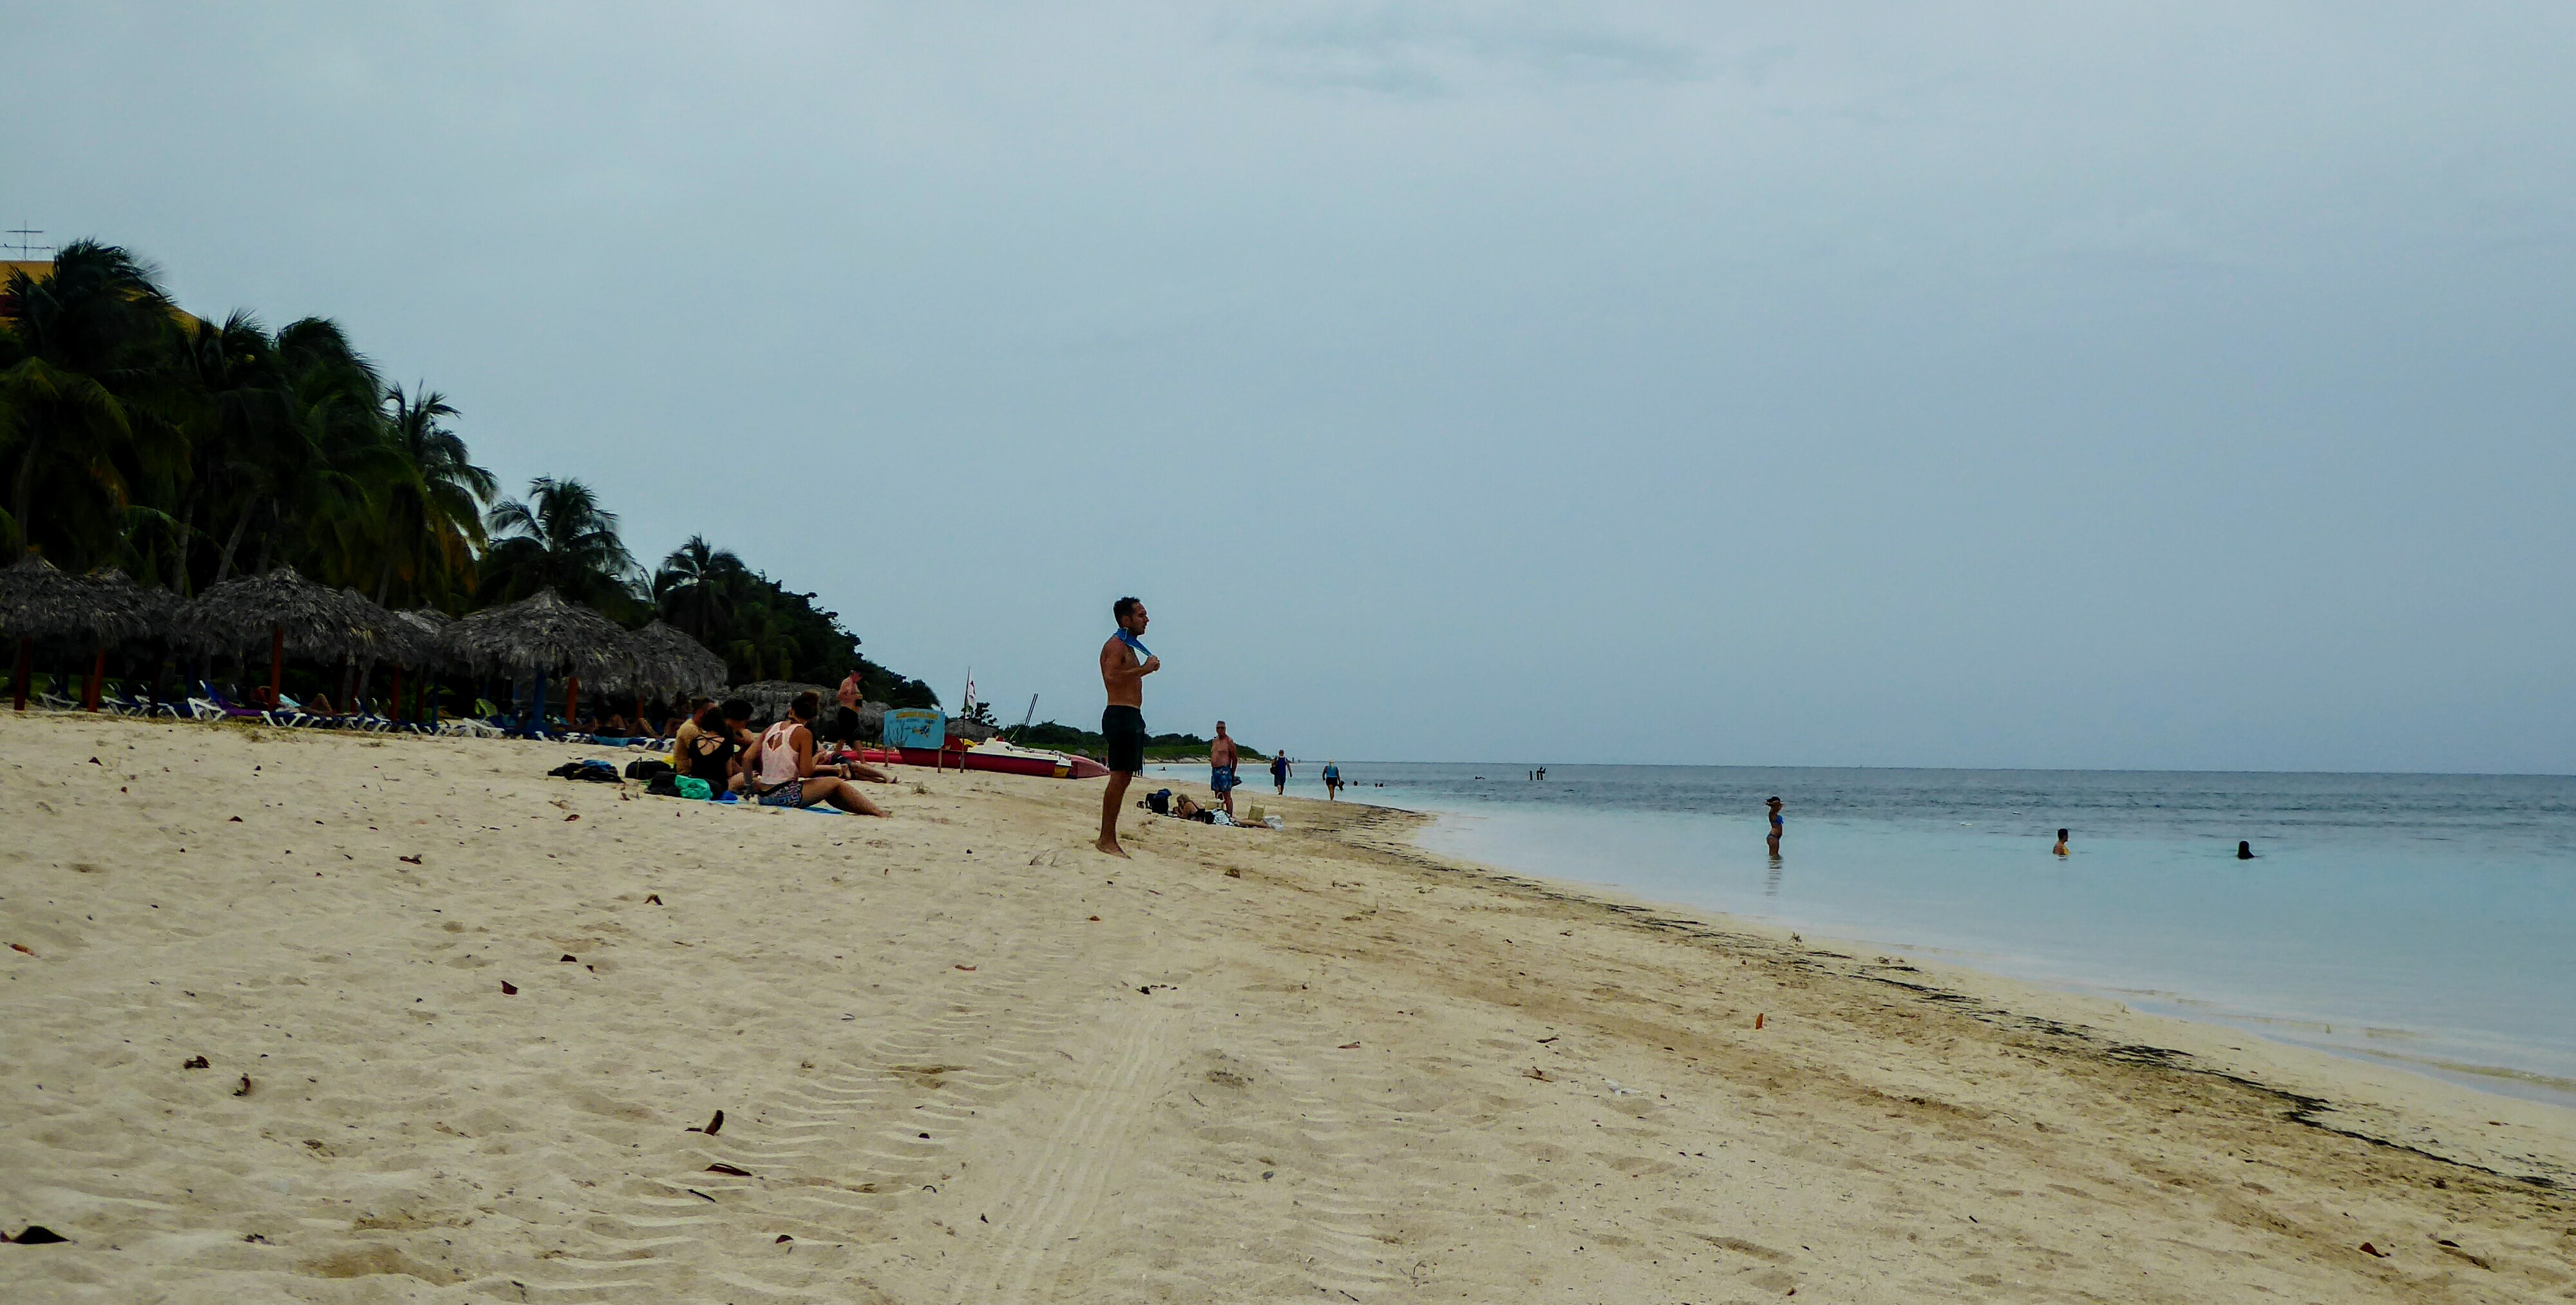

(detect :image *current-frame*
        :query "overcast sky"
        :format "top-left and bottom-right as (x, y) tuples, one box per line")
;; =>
(8, 4), (2573, 770)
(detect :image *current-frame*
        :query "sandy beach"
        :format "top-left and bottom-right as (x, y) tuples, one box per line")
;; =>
(5, 712), (2573, 1303)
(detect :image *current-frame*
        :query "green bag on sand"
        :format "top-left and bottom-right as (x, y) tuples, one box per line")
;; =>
(676, 776), (714, 801)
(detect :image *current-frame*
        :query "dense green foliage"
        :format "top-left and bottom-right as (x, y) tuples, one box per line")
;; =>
(1012, 719), (1265, 762)
(0, 239), (934, 705)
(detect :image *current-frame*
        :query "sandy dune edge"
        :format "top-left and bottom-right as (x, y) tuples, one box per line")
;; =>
(3, 714), (2570, 1303)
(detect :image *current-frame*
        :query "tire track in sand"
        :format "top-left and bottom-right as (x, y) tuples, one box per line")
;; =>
(949, 1006), (1173, 1305)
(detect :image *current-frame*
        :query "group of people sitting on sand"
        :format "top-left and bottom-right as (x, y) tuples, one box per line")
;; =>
(667, 689), (894, 815)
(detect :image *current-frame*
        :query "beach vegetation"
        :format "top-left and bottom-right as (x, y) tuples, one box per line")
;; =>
(0, 238), (938, 707)
(1012, 718), (1265, 762)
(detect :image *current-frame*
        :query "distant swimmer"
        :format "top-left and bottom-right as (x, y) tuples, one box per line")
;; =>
(1095, 596), (1160, 857)
(2054, 828), (2070, 857)
(1766, 797), (1785, 856)
(2237, 841), (2256, 860)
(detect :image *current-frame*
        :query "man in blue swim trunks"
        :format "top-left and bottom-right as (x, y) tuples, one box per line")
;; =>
(1096, 596), (1159, 857)
(1209, 720), (1240, 819)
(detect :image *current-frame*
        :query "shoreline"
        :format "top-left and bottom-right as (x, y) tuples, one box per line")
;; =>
(8, 714), (2574, 1300)
(1280, 777), (2576, 1114)
(1298, 799), (2576, 1193)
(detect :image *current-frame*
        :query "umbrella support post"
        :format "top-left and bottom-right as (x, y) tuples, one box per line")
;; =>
(390, 665), (404, 725)
(565, 675), (581, 733)
(267, 625), (285, 711)
(85, 645), (105, 711)
(530, 671), (547, 739)
(12, 636), (28, 711)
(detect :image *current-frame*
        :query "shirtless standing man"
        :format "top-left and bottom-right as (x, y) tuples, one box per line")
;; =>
(833, 667), (866, 749)
(1210, 721), (1240, 819)
(1096, 596), (1160, 857)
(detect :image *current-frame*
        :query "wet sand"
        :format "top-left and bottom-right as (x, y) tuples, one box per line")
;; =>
(4, 712), (2572, 1302)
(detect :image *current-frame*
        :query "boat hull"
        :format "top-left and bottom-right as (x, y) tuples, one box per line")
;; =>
(854, 746), (1109, 779)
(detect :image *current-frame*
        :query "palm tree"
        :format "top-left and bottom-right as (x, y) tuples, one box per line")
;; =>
(652, 535), (747, 643)
(377, 385), (495, 607)
(170, 312), (287, 589)
(0, 240), (178, 566)
(724, 599), (800, 683)
(267, 318), (390, 587)
(483, 476), (641, 607)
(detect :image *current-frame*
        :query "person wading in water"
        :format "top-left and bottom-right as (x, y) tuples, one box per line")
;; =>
(1095, 596), (1160, 857)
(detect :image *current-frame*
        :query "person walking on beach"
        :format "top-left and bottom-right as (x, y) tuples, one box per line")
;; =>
(1210, 721), (1240, 819)
(1096, 597), (1159, 857)
(2054, 828), (2070, 857)
(1271, 750), (1292, 795)
(833, 667), (865, 748)
(1766, 796), (1785, 857)
(1322, 761), (1341, 801)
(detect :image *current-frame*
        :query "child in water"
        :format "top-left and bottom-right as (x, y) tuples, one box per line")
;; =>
(2053, 828), (2070, 857)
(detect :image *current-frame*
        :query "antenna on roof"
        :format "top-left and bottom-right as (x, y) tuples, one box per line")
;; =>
(3, 226), (52, 260)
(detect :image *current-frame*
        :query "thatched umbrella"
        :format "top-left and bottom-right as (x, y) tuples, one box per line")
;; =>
(392, 609), (458, 726)
(730, 680), (831, 727)
(1, 556), (161, 711)
(447, 590), (634, 735)
(171, 566), (370, 709)
(598, 620), (729, 734)
(77, 569), (176, 710)
(323, 587), (422, 718)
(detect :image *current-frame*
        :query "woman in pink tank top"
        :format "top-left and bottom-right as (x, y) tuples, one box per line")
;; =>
(751, 691), (891, 816)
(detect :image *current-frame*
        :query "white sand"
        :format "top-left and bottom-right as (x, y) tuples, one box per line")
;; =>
(4, 712), (2572, 1302)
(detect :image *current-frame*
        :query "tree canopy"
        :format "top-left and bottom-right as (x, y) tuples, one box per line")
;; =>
(0, 238), (935, 706)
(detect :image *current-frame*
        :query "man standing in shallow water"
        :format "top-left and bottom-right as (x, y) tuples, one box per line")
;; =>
(1096, 596), (1159, 857)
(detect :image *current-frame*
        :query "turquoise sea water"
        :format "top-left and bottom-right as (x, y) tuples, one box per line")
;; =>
(1157, 762), (2576, 1105)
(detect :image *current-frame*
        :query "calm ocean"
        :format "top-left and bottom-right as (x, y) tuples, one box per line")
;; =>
(1155, 762), (2576, 1105)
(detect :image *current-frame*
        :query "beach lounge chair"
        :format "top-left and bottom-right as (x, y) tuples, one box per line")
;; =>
(102, 689), (175, 718)
(191, 682), (285, 725)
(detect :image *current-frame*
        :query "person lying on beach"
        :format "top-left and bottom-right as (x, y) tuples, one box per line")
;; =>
(747, 691), (888, 815)
(1161, 794), (1230, 824)
(601, 711), (632, 737)
(817, 750), (899, 784)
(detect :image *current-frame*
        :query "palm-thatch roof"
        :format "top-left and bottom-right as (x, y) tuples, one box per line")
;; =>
(393, 609), (459, 668)
(331, 587), (420, 666)
(171, 566), (372, 661)
(729, 680), (831, 725)
(0, 555), (160, 645)
(79, 568), (178, 642)
(602, 620), (730, 697)
(446, 589), (633, 681)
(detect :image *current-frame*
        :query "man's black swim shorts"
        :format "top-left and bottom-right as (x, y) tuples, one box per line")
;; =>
(1103, 705), (1146, 774)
